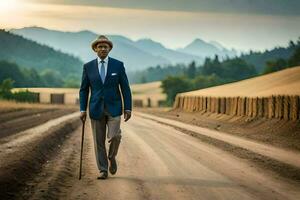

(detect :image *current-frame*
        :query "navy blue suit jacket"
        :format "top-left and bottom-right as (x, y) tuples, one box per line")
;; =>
(79, 57), (132, 119)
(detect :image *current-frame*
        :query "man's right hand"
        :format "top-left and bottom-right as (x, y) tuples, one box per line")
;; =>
(80, 111), (87, 122)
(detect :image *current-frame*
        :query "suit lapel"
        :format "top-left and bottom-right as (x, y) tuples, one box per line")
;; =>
(104, 56), (112, 85)
(92, 58), (104, 86)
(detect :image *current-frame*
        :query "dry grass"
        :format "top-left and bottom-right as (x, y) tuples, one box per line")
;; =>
(180, 66), (300, 97)
(131, 81), (166, 106)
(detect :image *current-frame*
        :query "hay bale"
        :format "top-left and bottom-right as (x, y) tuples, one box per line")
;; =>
(190, 96), (194, 112)
(242, 97), (247, 116)
(180, 96), (184, 110)
(230, 97), (233, 115)
(198, 96), (202, 111)
(207, 97), (211, 112)
(187, 96), (192, 112)
(191, 96), (195, 112)
(215, 98), (220, 113)
(196, 96), (200, 111)
(275, 95), (283, 119)
(178, 96), (182, 110)
(177, 96), (182, 109)
(257, 98), (264, 118)
(252, 97), (258, 117)
(225, 97), (231, 115)
(263, 97), (269, 118)
(237, 97), (241, 116)
(220, 97), (226, 114)
(184, 96), (188, 111)
(193, 96), (197, 111)
(245, 98), (249, 116)
(203, 97), (207, 112)
(214, 97), (218, 113)
(231, 97), (238, 116)
(188, 96), (192, 111)
(194, 96), (198, 111)
(236, 97), (240, 116)
(181, 96), (185, 110)
(192, 96), (197, 112)
(238, 97), (245, 116)
(247, 98), (253, 117)
(283, 95), (290, 120)
(187, 96), (191, 111)
(199, 96), (203, 111)
(239, 97), (246, 116)
(215, 97), (219, 113)
(268, 96), (275, 119)
(183, 96), (187, 111)
(290, 95), (299, 121)
(211, 97), (215, 113)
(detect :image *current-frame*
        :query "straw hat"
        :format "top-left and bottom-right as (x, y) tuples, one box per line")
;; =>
(91, 35), (113, 51)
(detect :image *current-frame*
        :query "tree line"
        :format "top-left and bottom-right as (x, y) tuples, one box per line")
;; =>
(160, 57), (257, 105)
(160, 43), (300, 106)
(0, 60), (79, 88)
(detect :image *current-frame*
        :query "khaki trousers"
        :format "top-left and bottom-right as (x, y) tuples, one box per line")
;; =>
(90, 108), (122, 172)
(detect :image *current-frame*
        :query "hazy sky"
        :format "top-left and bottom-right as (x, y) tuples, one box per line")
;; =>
(1, 0), (300, 51)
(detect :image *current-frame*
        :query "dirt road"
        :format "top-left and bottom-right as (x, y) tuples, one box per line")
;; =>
(17, 113), (300, 200)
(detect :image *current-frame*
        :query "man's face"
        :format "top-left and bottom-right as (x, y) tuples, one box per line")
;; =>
(95, 43), (111, 59)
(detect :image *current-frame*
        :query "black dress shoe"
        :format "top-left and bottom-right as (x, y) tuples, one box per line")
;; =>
(109, 158), (117, 175)
(97, 171), (108, 179)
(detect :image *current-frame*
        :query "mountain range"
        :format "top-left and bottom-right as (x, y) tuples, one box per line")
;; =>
(10, 26), (238, 71)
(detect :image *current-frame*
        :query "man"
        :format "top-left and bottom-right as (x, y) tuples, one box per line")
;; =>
(79, 35), (132, 179)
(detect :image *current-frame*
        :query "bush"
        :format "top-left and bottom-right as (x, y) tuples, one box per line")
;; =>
(12, 90), (39, 102)
(0, 78), (39, 102)
(161, 76), (193, 106)
(0, 78), (14, 99)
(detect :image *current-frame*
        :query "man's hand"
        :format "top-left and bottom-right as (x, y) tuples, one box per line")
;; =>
(124, 110), (131, 122)
(80, 111), (87, 122)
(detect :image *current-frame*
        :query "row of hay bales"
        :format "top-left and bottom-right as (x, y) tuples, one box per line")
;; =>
(173, 95), (300, 121)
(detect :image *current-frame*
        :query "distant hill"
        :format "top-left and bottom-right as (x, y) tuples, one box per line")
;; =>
(178, 38), (238, 59)
(180, 66), (300, 97)
(0, 29), (83, 77)
(10, 27), (240, 71)
(135, 39), (202, 64)
(9, 26), (299, 76)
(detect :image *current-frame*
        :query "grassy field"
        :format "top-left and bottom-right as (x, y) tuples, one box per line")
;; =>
(180, 66), (300, 97)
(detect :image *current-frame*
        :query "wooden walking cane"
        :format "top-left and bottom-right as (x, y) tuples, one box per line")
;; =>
(79, 119), (86, 180)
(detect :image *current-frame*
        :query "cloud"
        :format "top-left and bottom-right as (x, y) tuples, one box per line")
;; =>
(2, 2), (299, 51)
(29, 0), (300, 16)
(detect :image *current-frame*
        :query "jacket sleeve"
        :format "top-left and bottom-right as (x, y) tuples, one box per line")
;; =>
(79, 64), (90, 112)
(119, 62), (132, 111)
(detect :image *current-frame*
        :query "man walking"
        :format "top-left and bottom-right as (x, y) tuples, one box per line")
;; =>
(79, 35), (132, 179)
